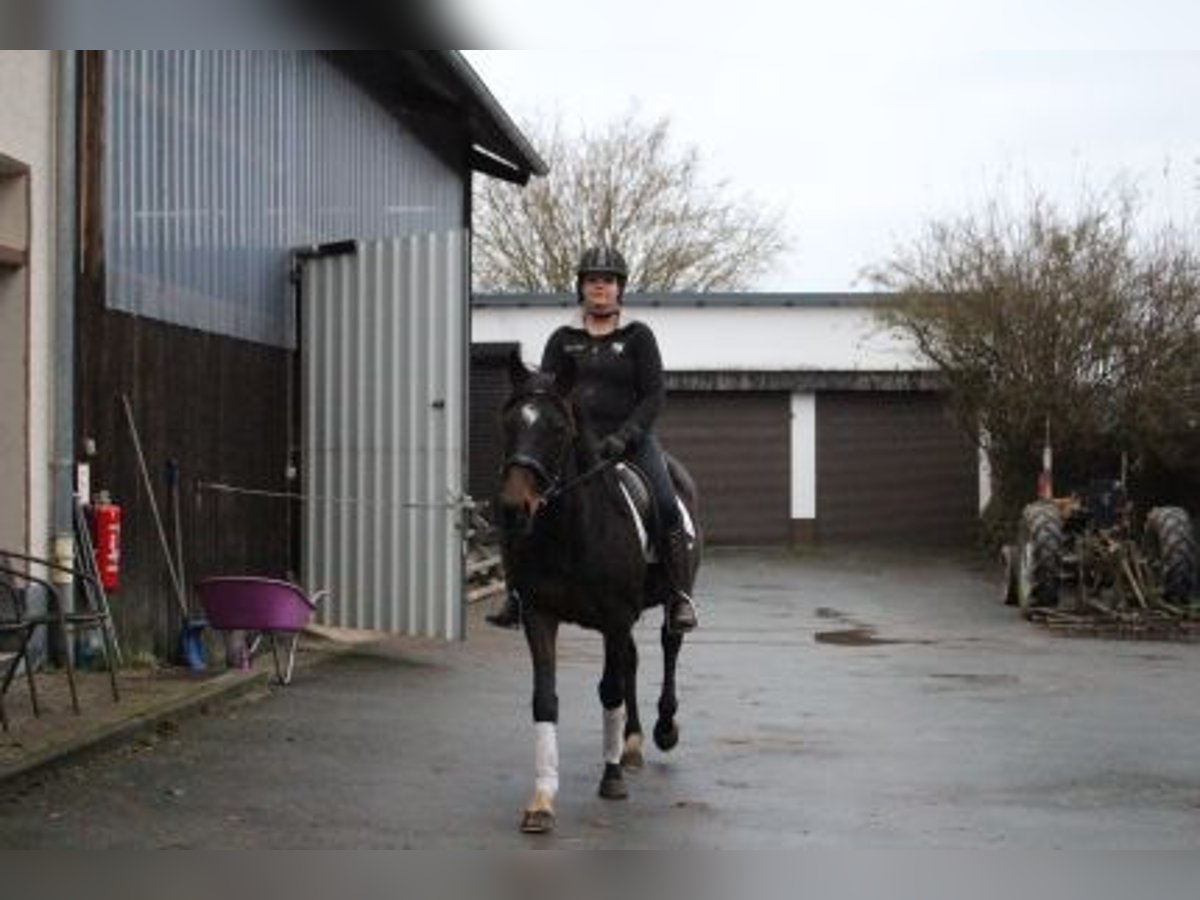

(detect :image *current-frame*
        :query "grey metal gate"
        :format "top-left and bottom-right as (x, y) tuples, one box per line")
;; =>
(300, 233), (467, 639)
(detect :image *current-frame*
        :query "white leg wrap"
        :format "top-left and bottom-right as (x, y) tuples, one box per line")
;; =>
(603, 704), (626, 766)
(534, 722), (559, 798)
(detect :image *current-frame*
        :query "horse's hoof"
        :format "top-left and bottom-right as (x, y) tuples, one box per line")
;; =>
(598, 762), (628, 800)
(621, 743), (645, 771)
(520, 808), (556, 834)
(621, 733), (645, 770)
(653, 719), (679, 752)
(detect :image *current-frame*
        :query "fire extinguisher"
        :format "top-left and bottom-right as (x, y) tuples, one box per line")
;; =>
(90, 492), (122, 592)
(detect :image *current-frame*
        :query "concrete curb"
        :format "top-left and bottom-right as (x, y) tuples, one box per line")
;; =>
(0, 666), (274, 791)
(0, 641), (354, 792)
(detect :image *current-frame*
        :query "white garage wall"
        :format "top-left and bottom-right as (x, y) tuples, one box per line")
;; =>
(472, 302), (927, 373)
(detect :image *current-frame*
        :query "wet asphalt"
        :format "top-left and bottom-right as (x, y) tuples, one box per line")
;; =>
(3, 546), (1200, 848)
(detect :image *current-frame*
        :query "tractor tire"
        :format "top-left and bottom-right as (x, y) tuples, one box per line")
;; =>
(1142, 506), (1198, 604)
(1016, 501), (1063, 612)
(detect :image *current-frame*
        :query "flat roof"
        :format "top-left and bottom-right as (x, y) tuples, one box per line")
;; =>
(472, 291), (892, 309)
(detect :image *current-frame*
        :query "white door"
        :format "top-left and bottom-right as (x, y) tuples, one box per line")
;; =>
(300, 232), (467, 639)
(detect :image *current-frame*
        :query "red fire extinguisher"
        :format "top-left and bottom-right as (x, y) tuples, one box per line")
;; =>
(90, 493), (122, 592)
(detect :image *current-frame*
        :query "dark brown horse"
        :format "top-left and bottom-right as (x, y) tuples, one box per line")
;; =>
(496, 352), (702, 834)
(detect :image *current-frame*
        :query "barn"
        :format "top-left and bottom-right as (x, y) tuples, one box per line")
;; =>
(2, 50), (545, 657)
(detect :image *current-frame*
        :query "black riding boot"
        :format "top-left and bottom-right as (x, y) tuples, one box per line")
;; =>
(662, 525), (699, 633)
(486, 588), (522, 629)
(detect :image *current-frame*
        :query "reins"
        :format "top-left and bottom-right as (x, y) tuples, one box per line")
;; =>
(542, 457), (617, 505)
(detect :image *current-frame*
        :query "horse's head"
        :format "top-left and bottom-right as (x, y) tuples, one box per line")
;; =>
(497, 351), (577, 531)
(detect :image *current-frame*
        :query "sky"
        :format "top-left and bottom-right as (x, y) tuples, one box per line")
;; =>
(460, 2), (1200, 291)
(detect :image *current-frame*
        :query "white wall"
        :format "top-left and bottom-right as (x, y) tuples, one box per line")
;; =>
(790, 392), (816, 521)
(0, 51), (56, 556)
(472, 302), (927, 373)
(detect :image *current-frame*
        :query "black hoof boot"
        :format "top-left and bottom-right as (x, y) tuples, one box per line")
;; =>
(598, 762), (628, 800)
(654, 718), (680, 752)
(486, 590), (521, 629)
(668, 595), (698, 634)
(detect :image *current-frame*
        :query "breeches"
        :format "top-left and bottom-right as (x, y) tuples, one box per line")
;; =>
(626, 433), (681, 532)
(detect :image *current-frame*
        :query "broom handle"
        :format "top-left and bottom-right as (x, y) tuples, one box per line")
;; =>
(121, 394), (189, 618)
(168, 458), (187, 607)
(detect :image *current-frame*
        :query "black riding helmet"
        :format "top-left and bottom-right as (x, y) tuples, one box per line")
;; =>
(575, 245), (628, 302)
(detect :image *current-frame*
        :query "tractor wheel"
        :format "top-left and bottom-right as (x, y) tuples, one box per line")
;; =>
(1142, 506), (1197, 605)
(1016, 501), (1063, 613)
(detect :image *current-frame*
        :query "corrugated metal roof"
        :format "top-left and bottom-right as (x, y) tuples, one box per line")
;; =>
(323, 51), (547, 185)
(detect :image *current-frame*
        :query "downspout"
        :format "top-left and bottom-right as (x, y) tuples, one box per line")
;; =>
(51, 51), (79, 573)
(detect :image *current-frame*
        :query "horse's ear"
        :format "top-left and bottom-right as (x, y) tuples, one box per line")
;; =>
(553, 354), (576, 397)
(508, 348), (531, 387)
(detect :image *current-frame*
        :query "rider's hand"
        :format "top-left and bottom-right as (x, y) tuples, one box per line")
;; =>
(598, 434), (626, 460)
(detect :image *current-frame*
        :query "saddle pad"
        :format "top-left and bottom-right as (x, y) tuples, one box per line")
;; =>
(614, 463), (695, 561)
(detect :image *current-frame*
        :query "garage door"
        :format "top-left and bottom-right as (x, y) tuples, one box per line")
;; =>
(468, 344), (516, 507)
(817, 391), (977, 546)
(658, 391), (790, 546)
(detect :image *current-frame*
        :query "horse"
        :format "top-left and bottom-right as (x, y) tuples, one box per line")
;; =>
(495, 350), (702, 834)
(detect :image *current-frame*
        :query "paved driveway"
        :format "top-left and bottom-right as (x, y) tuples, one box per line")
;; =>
(3, 547), (1200, 848)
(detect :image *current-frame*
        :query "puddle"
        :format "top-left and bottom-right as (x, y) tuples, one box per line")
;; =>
(927, 673), (1018, 687)
(815, 606), (849, 620)
(813, 628), (900, 647)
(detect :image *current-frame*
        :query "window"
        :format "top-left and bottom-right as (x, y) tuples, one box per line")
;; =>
(0, 153), (30, 269)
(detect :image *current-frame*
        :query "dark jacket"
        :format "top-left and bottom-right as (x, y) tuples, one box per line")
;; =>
(540, 320), (665, 447)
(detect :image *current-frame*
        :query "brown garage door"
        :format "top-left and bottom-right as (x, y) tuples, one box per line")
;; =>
(658, 391), (790, 546)
(817, 391), (977, 546)
(468, 344), (517, 506)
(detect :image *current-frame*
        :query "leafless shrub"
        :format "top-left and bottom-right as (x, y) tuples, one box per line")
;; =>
(865, 188), (1200, 544)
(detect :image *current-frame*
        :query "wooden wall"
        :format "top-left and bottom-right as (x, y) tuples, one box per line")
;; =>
(75, 299), (294, 659)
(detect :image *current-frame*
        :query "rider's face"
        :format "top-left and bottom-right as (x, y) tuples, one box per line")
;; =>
(581, 273), (621, 318)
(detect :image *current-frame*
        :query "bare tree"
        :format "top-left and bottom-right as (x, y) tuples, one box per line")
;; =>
(473, 110), (788, 292)
(865, 190), (1200, 546)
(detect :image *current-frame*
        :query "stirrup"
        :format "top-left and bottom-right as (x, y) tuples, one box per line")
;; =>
(486, 590), (522, 629)
(668, 592), (698, 633)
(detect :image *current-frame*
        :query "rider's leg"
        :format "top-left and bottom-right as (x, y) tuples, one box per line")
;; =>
(628, 435), (698, 633)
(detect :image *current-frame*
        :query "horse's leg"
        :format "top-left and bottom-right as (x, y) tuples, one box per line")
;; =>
(521, 608), (559, 834)
(654, 623), (684, 752)
(620, 632), (645, 770)
(597, 629), (630, 800)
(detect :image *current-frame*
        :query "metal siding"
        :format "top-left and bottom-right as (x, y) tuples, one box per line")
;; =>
(656, 392), (792, 545)
(302, 233), (466, 640)
(104, 50), (464, 348)
(816, 392), (978, 546)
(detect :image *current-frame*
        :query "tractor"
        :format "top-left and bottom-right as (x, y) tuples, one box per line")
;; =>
(1002, 476), (1199, 623)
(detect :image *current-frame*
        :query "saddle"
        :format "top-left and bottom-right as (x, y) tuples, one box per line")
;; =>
(614, 462), (696, 561)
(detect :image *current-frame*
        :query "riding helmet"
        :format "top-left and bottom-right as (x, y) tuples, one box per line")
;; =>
(575, 245), (628, 301)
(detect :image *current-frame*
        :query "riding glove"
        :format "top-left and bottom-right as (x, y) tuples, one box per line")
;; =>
(598, 433), (626, 460)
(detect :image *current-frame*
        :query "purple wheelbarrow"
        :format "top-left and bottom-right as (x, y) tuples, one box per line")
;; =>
(195, 577), (330, 685)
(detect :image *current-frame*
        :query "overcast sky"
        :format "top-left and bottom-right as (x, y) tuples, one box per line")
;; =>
(461, 3), (1200, 291)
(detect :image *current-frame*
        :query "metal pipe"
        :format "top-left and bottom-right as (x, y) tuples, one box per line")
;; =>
(51, 51), (79, 562)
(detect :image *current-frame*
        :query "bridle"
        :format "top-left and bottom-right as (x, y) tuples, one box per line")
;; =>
(500, 388), (615, 508)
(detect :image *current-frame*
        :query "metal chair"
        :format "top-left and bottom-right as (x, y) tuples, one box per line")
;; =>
(0, 576), (40, 731)
(0, 550), (120, 720)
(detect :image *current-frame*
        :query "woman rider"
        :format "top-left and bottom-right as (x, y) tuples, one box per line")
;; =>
(488, 245), (699, 634)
